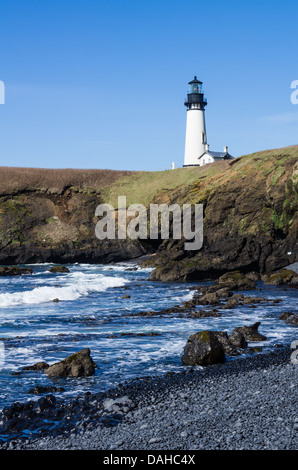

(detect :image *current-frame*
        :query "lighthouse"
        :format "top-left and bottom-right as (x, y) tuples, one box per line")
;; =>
(183, 76), (208, 167)
(183, 76), (207, 166)
(183, 76), (233, 167)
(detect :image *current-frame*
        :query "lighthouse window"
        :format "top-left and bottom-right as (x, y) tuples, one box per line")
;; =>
(201, 133), (206, 144)
(189, 83), (202, 94)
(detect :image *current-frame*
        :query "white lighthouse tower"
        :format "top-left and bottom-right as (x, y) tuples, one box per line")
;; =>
(183, 76), (208, 167)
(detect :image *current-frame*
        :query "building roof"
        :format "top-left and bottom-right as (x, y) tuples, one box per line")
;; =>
(198, 151), (234, 160)
(188, 75), (203, 85)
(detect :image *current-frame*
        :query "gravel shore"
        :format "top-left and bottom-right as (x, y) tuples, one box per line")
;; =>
(1, 344), (297, 451)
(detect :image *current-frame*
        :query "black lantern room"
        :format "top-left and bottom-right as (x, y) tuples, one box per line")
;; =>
(184, 76), (207, 110)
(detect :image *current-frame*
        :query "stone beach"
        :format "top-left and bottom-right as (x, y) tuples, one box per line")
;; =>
(1, 345), (297, 450)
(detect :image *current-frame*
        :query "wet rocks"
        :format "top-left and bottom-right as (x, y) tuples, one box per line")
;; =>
(48, 266), (70, 273)
(213, 331), (243, 356)
(263, 269), (298, 286)
(28, 386), (65, 395)
(182, 322), (266, 366)
(22, 362), (49, 372)
(217, 271), (256, 290)
(45, 349), (97, 378)
(279, 312), (298, 326)
(229, 322), (267, 342)
(181, 331), (226, 366)
(102, 396), (135, 415)
(196, 291), (222, 306)
(228, 329), (248, 349)
(0, 266), (33, 276)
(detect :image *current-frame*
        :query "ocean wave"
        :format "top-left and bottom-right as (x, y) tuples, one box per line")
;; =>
(0, 274), (127, 307)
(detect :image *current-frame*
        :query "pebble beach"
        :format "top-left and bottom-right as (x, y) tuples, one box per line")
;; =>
(1, 345), (297, 451)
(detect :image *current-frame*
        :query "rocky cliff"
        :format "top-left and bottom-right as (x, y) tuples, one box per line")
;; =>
(0, 145), (297, 278)
(147, 146), (298, 281)
(0, 167), (148, 264)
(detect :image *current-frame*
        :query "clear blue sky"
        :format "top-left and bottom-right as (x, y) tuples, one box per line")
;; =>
(0, 0), (297, 171)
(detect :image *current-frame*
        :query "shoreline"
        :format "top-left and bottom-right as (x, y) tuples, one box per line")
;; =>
(1, 344), (297, 450)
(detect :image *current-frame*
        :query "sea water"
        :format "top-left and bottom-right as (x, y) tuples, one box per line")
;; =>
(0, 262), (297, 410)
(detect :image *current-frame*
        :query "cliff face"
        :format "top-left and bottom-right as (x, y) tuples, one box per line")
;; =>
(148, 146), (298, 281)
(0, 146), (297, 277)
(0, 168), (148, 264)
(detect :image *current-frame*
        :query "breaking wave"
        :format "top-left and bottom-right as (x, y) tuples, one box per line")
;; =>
(0, 272), (127, 307)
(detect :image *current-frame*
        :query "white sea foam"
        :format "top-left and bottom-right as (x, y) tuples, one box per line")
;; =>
(0, 273), (127, 307)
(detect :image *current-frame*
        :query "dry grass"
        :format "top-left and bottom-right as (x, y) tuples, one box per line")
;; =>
(0, 167), (138, 195)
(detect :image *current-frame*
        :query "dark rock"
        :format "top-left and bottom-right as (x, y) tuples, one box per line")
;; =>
(121, 294), (131, 299)
(52, 298), (60, 302)
(229, 322), (267, 342)
(218, 271), (256, 290)
(213, 331), (241, 356)
(45, 348), (97, 377)
(279, 312), (298, 326)
(49, 266), (70, 273)
(222, 298), (239, 309)
(181, 331), (226, 366)
(216, 287), (234, 298)
(263, 269), (297, 285)
(228, 330), (248, 349)
(22, 362), (49, 371)
(196, 292), (222, 306)
(187, 309), (221, 318)
(0, 266), (33, 276)
(33, 395), (56, 413)
(28, 386), (65, 395)
(245, 271), (261, 281)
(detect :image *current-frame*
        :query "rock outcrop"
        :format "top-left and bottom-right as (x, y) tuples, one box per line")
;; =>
(279, 312), (298, 326)
(263, 269), (298, 285)
(181, 331), (226, 366)
(45, 349), (97, 377)
(48, 266), (70, 273)
(229, 322), (267, 342)
(147, 147), (298, 281)
(0, 266), (33, 276)
(181, 322), (267, 367)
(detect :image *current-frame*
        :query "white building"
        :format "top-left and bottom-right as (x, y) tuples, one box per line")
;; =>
(183, 76), (233, 167)
(198, 145), (233, 167)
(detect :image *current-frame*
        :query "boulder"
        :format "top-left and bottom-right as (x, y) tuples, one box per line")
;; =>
(45, 348), (97, 377)
(28, 385), (65, 395)
(228, 329), (248, 349)
(48, 266), (70, 273)
(263, 269), (298, 286)
(181, 331), (225, 366)
(218, 271), (256, 290)
(279, 312), (298, 326)
(216, 287), (233, 298)
(229, 322), (267, 342)
(22, 362), (49, 371)
(213, 331), (241, 356)
(0, 266), (33, 276)
(197, 292), (221, 306)
(222, 298), (239, 309)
